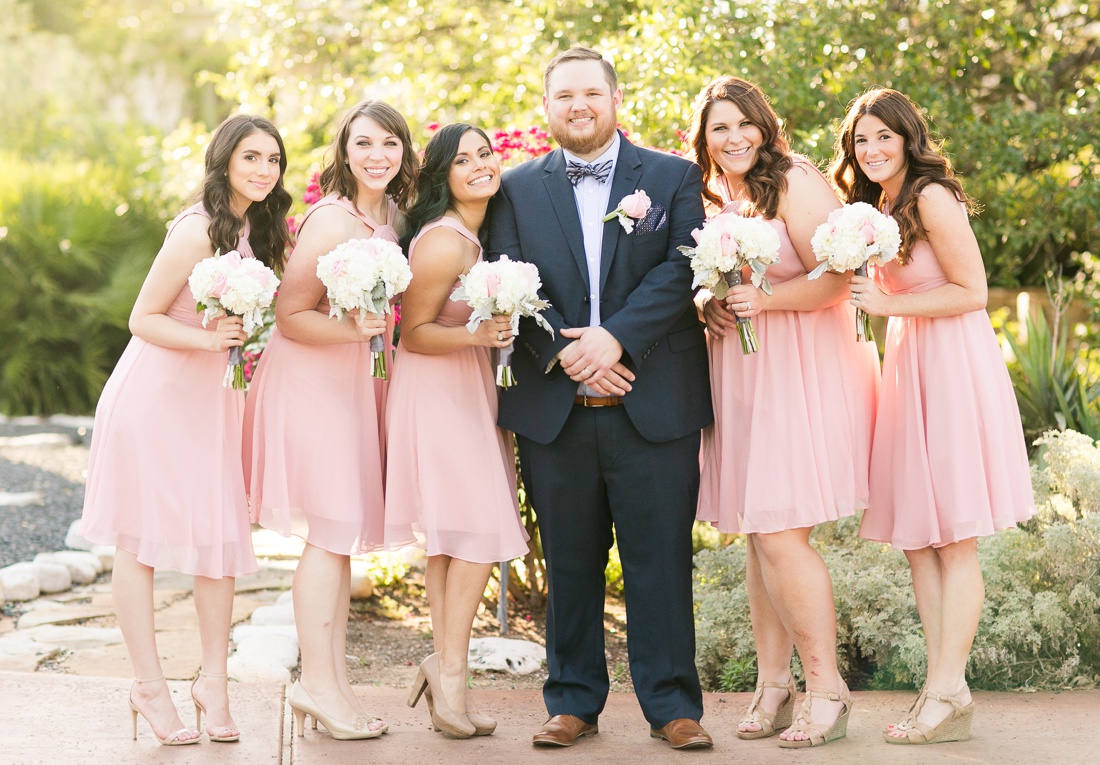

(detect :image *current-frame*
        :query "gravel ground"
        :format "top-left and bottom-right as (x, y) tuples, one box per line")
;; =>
(0, 419), (92, 569)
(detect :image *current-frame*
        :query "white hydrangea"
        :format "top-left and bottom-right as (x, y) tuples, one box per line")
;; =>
(315, 238), (412, 319)
(188, 250), (279, 334)
(680, 212), (781, 296)
(808, 201), (901, 278)
(451, 255), (554, 337)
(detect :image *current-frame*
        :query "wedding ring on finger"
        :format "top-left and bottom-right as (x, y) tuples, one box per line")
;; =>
(497, 331), (503, 341)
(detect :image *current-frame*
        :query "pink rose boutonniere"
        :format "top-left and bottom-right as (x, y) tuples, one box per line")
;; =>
(603, 189), (651, 233)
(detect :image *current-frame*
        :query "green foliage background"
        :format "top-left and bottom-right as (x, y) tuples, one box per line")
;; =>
(1, 0), (1098, 412)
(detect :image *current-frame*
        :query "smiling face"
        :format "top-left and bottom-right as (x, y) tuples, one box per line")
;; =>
(543, 59), (622, 161)
(704, 100), (764, 184)
(345, 115), (405, 199)
(853, 113), (909, 198)
(226, 130), (281, 216)
(448, 130), (500, 205)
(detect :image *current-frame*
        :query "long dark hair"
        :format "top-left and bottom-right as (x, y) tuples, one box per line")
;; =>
(198, 114), (292, 273)
(399, 123), (494, 252)
(831, 88), (972, 263)
(686, 76), (792, 218)
(318, 100), (418, 213)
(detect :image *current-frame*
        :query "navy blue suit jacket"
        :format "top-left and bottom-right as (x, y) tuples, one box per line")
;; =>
(488, 134), (713, 444)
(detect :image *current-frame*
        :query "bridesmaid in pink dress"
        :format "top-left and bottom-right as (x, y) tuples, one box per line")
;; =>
(80, 115), (292, 745)
(834, 88), (1034, 744)
(242, 100), (417, 740)
(687, 77), (879, 748)
(385, 124), (528, 739)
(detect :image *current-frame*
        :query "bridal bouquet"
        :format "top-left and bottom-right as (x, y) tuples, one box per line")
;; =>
(450, 255), (554, 387)
(189, 250), (280, 390)
(808, 202), (901, 342)
(315, 238), (412, 379)
(680, 212), (781, 354)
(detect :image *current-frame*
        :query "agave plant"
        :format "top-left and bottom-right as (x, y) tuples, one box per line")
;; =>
(1003, 300), (1100, 448)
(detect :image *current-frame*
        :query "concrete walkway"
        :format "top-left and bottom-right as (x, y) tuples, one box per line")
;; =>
(3, 671), (1098, 765)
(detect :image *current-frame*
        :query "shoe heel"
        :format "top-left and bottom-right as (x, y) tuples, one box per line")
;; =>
(130, 705), (138, 741)
(194, 704), (202, 732)
(940, 708), (973, 742)
(827, 708), (850, 742)
(407, 669), (428, 708)
(775, 697), (794, 731)
(292, 707), (307, 738)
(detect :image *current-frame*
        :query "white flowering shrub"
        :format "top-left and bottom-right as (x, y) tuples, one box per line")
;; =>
(693, 435), (1100, 691)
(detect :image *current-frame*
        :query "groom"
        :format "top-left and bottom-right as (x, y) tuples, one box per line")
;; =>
(489, 47), (713, 749)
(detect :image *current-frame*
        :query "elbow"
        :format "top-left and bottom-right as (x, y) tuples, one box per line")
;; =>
(969, 284), (988, 313)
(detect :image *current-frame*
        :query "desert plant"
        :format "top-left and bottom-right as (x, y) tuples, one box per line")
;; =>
(0, 153), (164, 415)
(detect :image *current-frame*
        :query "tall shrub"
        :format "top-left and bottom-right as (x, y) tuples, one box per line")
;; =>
(0, 153), (164, 415)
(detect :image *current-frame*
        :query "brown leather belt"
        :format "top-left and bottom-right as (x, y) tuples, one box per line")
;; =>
(574, 395), (624, 407)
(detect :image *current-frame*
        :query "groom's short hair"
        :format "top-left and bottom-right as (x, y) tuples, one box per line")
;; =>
(543, 47), (618, 95)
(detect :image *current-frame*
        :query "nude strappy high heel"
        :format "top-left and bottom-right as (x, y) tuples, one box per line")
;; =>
(777, 683), (852, 749)
(191, 671), (240, 742)
(128, 676), (200, 746)
(884, 689), (974, 745)
(736, 677), (796, 740)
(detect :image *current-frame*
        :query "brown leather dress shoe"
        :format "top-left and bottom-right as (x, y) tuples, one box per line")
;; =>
(650, 718), (714, 749)
(532, 714), (599, 747)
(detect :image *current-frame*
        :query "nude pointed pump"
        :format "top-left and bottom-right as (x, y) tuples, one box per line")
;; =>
(128, 676), (200, 746)
(408, 653), (476, 738)
(286, 680), (385, 741)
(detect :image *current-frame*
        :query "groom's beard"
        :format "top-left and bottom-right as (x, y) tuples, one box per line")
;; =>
(548, 110), (618, 157)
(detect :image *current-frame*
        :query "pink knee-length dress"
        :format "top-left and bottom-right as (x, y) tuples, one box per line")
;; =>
(80, 204), (258, 577)
(243, 195), (397, 555)
(383, 217), (530, 563)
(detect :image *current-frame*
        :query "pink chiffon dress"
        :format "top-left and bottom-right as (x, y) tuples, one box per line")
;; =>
(859, 222), (1035, 549)
(697, 174), (880, 534)
(242, 195), (397, 555)
(80, 204), (258, 578)
(384, 217), (530, 563)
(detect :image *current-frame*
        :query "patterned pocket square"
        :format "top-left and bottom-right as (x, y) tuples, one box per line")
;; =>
(635, 203), (667, 234)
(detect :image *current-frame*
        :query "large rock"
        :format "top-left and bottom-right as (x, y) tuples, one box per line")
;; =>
(64, 520), (95, 552)
(232, 624), (299, 650)
(233, 633), (299, 669)
(90, 545), (115, 572)
(1, 562), (70, 595)
(349, 560), (375, 600)
(227, 653), (291, 684)
(34, 551), (102, 584)
(467, 637), (546, 675)
(248, 603), (295, 627)
(0, 569), (39, 601)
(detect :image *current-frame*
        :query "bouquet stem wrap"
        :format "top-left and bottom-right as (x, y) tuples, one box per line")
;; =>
(370, 334), (387, 380)
(224, 344), (247, 390)
(495, 345), (516, 388)
(854, 263), (875, 343)
(724, 270), (759, 355)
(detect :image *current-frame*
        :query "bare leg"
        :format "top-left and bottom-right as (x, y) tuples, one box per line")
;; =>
(431, 555), (493, 715)
(192, 575), (238, 737)
(293, 544), (361, 725)
(332, 560), (362, 715)
(750, 529), (846, 743)
(906, 547), (944, 680)
(890, 540), (980, 736)
(737, 535), (794, 734)
(113, 549), (199, 742)
(426, 555), (451, 654)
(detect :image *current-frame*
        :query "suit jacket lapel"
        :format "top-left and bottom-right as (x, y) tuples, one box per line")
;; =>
(600, 137), (642, 291)
(541, 150), (590, 291)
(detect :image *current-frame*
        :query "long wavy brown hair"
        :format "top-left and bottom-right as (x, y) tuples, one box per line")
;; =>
(830, 88), (972, 264)
(686, 76), (792, 218)
(198, 114), (292, 273)
(318, 100), (418, 213)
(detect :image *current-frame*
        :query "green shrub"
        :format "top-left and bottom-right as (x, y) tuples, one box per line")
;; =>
(0, 153), (164, 415)
(692, 441), (1100, 692)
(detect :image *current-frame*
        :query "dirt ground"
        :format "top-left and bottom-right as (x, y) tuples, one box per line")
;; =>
(344, 571), (635, 694)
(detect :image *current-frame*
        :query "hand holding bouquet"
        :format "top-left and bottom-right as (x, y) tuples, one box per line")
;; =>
(450, 255), (554, 387)
(680, 212), (781, 354)
(808, 202), (901, 342)
(189, 250), (280, 390)
(315, 238), (413, 379)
